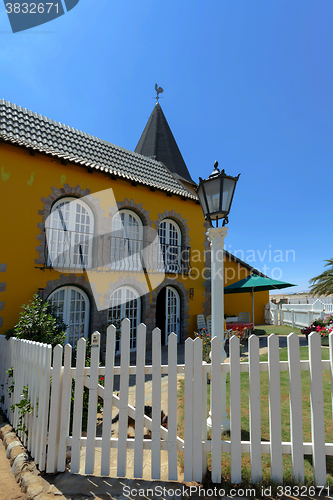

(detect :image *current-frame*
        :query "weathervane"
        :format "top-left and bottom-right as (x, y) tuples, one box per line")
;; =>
(154, 84), (164, 103)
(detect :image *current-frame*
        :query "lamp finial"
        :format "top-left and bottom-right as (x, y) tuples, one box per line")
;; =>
(210, 160), (220, 178)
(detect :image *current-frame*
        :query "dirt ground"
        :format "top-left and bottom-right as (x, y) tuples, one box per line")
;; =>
(0, 439), (27, 500)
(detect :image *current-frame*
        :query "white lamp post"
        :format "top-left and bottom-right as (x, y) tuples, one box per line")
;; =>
(197, 161), (240, 431)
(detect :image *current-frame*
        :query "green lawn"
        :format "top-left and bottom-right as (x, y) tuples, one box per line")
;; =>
(254, 324), (303, 336)
(178, 346), (332, 492)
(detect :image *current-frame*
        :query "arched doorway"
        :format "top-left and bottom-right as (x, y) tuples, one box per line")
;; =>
(156, 286), (180, 345)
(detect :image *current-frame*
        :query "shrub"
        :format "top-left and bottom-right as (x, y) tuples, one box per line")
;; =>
(301, 313), (333, 338)
(194, 328), (211, 362)
(5, 294), (67, 348)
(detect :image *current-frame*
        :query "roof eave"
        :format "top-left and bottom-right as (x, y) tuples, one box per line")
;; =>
(0, 134), (198, 201)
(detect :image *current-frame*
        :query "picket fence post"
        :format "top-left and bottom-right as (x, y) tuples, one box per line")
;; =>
(183, 337), (194, 482)
(117, 319), (131, 478)
(167, 332), (178, 481)
(38, 343), (52, 471)
(249, 335), (262, 483)
(57, 343), (72, 472)
(151, 327), (162, 479)
(71, 337), (86, 474)
(100, 325), (115, 476)
(29, 341), (40, 460)
(210, 335), (222, 483)
(47, 344), (63, 473)
(229, 335), (242, 483)
(308, 332), (326, 485)
(330, 333), (333, 421)
(201, 363), (208, 478)
(268, 334), (283, 482)
(85, 331), (101, 474)
(288, 333), (304, 484)
(133, 323), (146, 479)
(192, 337), (203, 483)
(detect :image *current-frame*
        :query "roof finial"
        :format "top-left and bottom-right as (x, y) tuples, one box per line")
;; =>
(154, 84), (164, 104)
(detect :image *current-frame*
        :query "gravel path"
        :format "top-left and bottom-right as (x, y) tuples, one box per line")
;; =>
(0, 437), (27, 500)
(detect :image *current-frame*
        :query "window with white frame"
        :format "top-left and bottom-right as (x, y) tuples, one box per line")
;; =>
(47, 197), (94, 269)
(110, 210), (143, 271)
(107, 286), (140, 352)
(157, 219), (181, 272)
(48, 286), (90, 345)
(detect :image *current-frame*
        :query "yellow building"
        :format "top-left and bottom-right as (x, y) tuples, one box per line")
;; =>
(0, 99), (268, 355)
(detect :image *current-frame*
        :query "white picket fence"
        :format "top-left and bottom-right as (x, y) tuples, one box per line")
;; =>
(288, 297), (333, 305)
(0, 335), (52, 471)
(1, 326), (333, 485)
(265, 300), (333, 328)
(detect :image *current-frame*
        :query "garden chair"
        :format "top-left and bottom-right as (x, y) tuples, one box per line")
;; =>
(238, 311), (250, 322)
(197, 314), (206, 332)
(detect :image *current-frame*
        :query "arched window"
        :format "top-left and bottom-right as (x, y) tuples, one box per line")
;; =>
(158, 219), (181, 272)
(47, 197), (94, 269)
(110, 210), (143, 270)
(48, 286), (90, 345)
(108, 286), (140, 352)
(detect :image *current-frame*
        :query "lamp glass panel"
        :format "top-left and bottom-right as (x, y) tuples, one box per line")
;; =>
(203, 176), (221, 215)
(221, 178), (236, 213)
(197, 184), (208, 216)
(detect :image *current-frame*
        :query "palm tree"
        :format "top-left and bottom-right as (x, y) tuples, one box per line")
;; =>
(309, 259), (333, 296)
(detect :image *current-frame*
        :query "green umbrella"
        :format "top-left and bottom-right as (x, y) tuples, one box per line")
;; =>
(224, 274), (296, 324)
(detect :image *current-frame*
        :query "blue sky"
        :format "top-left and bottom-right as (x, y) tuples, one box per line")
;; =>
(1, 0), (332, 293)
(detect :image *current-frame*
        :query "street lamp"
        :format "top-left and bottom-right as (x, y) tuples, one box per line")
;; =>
(197, 161), (240, 431)
(197, 161), (240, 228)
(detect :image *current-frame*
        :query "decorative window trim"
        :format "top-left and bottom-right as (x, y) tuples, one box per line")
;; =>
(108, 199), (152, 228)
(100, 275), (149, 312)
(42, 274), (92, 299)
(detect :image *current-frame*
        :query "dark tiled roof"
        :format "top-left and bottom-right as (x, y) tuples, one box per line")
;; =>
(0, 100), (197, 200)
(135, 103), (195, 184)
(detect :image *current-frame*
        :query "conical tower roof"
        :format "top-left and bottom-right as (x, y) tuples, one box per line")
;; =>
(135, 103), (195, 184)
